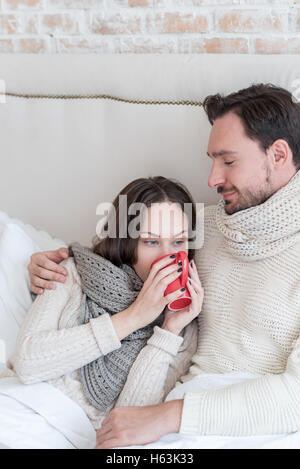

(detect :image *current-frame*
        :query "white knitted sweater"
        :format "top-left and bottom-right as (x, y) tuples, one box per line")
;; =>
(1, 258), (197, 431)
(178, 171), (300, 436)
(179, 205), (300, 436)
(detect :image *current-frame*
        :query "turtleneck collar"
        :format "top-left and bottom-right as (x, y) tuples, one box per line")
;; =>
(215, 170), (300, 261)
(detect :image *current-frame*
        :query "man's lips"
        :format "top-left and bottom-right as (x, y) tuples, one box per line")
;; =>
(221, 191), (236, 200)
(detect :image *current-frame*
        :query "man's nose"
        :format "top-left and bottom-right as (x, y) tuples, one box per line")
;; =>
(208, 163), (226, 188)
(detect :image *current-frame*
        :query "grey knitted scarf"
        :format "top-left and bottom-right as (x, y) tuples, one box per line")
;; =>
(68, 242), (164, 412)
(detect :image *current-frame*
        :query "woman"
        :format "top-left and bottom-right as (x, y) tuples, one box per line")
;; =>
(5, 176), (204, 436)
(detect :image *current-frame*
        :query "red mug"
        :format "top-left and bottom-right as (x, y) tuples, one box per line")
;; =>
(150, 251), (192, 311)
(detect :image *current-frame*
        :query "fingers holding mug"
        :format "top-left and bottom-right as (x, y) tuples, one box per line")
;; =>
(188, 275), (204, 298)
(189, 260), (202, 287)
(147, 254), (177, 284)
(164, 286), (187, 306)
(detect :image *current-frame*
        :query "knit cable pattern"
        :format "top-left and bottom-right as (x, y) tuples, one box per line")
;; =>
(215, 170), (300, 261)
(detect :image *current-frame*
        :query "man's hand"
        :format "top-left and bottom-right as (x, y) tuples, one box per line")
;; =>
(95, 400), (183, 449)
(28, 248), (69, 295)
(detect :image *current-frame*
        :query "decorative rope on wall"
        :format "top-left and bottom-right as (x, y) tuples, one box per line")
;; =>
(1, 92), (203, 106)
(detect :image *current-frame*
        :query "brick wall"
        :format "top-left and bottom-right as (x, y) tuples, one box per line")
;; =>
(0, 0), (300, 54)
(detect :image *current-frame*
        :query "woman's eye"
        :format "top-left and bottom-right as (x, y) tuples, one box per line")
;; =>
(144, 240), (158, 246)
(143, 240), (185, 246)
(225, 161), (235, 166)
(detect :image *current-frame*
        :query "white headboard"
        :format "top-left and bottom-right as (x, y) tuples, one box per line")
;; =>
(1, 53), (300, 245)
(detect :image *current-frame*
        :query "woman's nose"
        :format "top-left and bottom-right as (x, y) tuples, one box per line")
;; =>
(158, 244), (174, 258)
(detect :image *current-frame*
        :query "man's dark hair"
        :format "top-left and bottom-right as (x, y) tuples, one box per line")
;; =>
(203, 83), (300, 170)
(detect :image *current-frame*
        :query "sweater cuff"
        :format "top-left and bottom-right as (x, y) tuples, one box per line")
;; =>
(90, 313), (121, 356)
(147, 326), (184, 357)
(180, 391), (207, 435)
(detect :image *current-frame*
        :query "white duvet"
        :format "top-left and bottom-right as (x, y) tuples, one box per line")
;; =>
(0, 377), (96, 449)
(0, 373), (300, 449)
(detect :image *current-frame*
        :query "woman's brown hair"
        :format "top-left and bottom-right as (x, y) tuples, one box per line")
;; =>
(93, 176), (196, 267)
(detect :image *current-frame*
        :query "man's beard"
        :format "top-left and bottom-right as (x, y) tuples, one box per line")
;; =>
(222, 187), (273, 215)
(218, 169), (275, 215)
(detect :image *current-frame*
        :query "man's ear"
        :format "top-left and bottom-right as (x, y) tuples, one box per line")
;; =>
(269, 139), (291, 168)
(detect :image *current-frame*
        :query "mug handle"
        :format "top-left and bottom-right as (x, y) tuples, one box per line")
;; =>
(177, 251), (189, 288)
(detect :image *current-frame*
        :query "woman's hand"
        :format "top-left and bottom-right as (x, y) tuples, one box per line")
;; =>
(27, 248), (69, 295)
(162, 259), (204, 336)
(129, 255), (187, 329)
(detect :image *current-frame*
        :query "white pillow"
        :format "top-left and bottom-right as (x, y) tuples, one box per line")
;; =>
(0, 224), (41, 364)
(0, 209), (66, 251)
(0, 216), (67, 366)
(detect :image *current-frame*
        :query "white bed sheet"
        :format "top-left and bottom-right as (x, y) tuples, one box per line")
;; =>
(0, 377), (96, 449)
(0, 373), (299, 449)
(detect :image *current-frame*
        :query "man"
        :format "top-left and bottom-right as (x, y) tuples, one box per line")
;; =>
(28, 84), (300, 448)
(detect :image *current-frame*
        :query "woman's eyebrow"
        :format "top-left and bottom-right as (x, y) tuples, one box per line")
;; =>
(140, 230), (188, 237)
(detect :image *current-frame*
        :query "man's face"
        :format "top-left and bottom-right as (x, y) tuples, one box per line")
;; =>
(207, 112), (276, 215)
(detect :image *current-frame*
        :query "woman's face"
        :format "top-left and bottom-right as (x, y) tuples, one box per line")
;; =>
(132, 202), (189, 282)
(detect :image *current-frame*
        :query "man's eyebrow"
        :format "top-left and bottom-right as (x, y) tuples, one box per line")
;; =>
(140, 230), (187, 237)
(207, 150), (238, 158)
